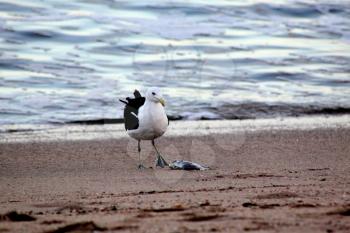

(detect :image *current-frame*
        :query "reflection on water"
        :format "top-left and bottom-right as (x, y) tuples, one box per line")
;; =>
(0, 0), (349, 124)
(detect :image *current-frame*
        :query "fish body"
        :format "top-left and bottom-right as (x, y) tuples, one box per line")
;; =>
(169, 160), (209, 171)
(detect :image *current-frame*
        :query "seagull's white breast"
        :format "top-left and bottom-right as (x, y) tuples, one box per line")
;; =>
(127, 101), (168, 140)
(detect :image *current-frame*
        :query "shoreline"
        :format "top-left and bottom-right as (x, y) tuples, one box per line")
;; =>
(0, 114), (349, 143)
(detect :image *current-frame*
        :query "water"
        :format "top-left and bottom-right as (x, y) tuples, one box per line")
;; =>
(0, 0), (350, 125)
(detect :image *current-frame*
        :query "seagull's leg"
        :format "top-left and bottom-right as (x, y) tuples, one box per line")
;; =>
(138, 140), (146, 169)
(152, 140), (168, 168)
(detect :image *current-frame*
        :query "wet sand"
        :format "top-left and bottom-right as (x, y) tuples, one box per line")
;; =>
(0, 117), (350, 232)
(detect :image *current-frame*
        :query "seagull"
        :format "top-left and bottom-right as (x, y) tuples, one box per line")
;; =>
(119, 87), (169, 169)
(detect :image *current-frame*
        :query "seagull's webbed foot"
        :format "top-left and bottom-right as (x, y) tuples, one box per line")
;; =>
(137, 140), (146, 170)
(152, 140), (169, 168)
(156, 155), (168, 168)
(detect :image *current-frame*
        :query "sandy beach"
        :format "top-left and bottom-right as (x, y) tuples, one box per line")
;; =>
(0, 116), (350, 232)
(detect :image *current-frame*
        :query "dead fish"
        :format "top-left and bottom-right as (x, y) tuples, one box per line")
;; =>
(169, 160), (209, 170)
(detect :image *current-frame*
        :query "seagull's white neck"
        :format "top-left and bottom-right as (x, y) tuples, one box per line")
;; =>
(144, 99), (159, 106)
(143, 99), (165, 115)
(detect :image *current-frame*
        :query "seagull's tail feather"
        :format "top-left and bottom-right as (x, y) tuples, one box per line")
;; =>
(120, 90), (146, 131)
(119, 99), (128, 105)
(119, 90), (143, 105)
(133, 89), (142, 98)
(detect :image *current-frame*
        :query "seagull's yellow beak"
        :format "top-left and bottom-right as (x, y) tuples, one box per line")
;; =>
(159, 98), (165, 106)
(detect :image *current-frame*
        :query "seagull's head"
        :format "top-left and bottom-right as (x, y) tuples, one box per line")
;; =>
(146, 87), (165, 106)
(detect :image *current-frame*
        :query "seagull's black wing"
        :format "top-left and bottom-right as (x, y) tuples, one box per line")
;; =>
(119, 90), (145, 130)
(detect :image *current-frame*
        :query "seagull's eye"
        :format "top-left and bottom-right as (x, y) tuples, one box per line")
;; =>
(152, 92), (156, 95)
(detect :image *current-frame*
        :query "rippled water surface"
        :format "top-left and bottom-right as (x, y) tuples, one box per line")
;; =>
(0, 0), (350, 124)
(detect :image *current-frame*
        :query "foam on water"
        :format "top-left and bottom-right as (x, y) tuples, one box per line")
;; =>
(0, 0), (349, 125)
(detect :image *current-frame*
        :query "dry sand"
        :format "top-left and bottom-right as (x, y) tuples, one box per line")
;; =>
(0, 116), (350, 232)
